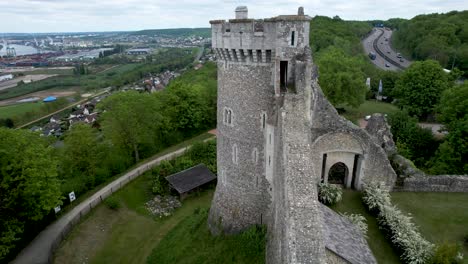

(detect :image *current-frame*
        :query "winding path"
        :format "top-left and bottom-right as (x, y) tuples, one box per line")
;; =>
(12, 137), (214, 264)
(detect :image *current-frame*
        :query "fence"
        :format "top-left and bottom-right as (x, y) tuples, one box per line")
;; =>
(13, 144), (195, 264)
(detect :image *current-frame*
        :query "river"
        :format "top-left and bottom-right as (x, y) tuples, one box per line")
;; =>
(0, 43), (51, 56)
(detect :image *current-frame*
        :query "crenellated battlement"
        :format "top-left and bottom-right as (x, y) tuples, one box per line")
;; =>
(210, 7), (311, 58)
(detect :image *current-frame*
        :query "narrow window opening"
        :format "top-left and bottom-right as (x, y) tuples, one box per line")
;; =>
(291, 31), (295, 46)
(280, 61), (288, 93)
(225, 28), (231, 33)
(268, 155), (271, 166)
(262, 113), (266, 129)
(252, 148), (258, 164)
(228, 110), (232, 124)
(266, 50), (272, 63)
(269, 133), (271, 144)
(233, 145), (238, 164)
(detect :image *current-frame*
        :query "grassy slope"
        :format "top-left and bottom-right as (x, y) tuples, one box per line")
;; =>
(146, 210), (265, 264)
(55, 169), (215, 264)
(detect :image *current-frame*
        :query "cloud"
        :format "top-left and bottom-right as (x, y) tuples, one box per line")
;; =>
(0, 0), (466, 32)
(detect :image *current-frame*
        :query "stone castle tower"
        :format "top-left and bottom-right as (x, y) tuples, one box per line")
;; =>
(209, 6), (396, 263)
(209, 5), (311, 233)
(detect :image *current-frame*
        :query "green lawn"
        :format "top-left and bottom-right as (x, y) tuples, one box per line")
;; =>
(392, 192), (468, 262)
(342, 100), (399, 123)
(332, 190), (468, 264)
(146, 209), (265, 264)
(330, 190), (401, 264)
(0, 102), (44, 119)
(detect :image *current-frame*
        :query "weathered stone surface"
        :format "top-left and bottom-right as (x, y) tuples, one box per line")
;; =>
(321, 205), (377, 264)
(208, 7), (396, 263)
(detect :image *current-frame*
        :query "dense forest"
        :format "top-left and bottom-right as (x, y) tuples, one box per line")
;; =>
(392, 11), (468, 75)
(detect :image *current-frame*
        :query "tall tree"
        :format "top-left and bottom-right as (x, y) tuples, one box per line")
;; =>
(60, 124), (102, 191)
(393, 60), (449, 119)
(99, 91), (165, 163)
(316, 47), (367, 108)
(0, 128), (62, 259)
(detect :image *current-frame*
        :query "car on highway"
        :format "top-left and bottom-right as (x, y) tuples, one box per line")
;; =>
(399, 58), (404, 62)
(385, 63), (390, 67)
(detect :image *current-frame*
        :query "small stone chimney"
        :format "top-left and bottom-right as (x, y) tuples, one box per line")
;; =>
(235, 6), (248, 19)
(298, 7), (304, 16)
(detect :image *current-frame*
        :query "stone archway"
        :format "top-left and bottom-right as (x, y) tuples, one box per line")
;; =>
(328, 162), (348, 185)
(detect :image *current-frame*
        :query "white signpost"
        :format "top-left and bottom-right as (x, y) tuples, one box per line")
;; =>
(69, 191), (76, 202)
(54, 205), (61, 214)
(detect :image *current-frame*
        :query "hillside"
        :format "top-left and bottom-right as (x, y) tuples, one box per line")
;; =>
(392, 11), (468, 74)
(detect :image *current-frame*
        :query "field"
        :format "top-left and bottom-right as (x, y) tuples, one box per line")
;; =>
(332, 190), (468, 264)
(341, 100), (399, 124)
(0, 102), (44, 119)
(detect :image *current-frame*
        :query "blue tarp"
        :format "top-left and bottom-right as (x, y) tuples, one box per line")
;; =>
(43, 96), (57, 102)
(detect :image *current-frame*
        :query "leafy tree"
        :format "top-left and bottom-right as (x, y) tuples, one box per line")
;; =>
(60, 124), (103, 192)
(99, 91), (166, 163)
(388, 110), (439, 168)
(316, 47), (367, 107)
(429, 119), (468, 175)
(393, 60), (449, 119)
(0, 128), (62, 259)
(437, 83), (468, 130)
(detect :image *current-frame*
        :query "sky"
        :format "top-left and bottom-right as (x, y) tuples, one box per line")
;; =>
(0, 0), (466, 33)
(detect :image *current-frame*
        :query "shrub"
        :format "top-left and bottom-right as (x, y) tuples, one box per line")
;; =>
(104, 196), (120, 210)
(318, 183), (342, 205)
(430, 242), (463, 264)
(362, 182), (434, 264)
(464, 234), (468, 245)
(340, 212), (368, 237)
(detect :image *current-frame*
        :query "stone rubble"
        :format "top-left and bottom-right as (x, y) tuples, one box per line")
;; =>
(145, 195), (181, 218)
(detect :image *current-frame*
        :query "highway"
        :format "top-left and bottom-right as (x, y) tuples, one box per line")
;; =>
(362, 28), (411, 71)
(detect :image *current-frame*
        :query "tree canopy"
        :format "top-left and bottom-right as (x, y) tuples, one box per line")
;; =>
(392, 11), (468, 76)
(0, 128), (62, 259)
(316, 47), (367, 107)
(393, 60), (449, 119)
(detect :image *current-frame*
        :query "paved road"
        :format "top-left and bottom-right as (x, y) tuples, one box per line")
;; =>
(362, 28), (411, 71)
(12, 137), (214, 264)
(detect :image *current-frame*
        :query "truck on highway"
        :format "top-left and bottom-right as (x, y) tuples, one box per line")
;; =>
(368, 52), (376, 60)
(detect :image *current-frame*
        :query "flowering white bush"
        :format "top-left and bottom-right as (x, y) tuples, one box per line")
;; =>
(340, 212), (368, 238)
(318, 183), (342, 205)
(363, 182), (434, 264)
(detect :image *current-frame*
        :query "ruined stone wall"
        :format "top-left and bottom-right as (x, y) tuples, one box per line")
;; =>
(399, 175), (468, 192)
(308, 80), (397, 190)
(267, 58), (325, 264)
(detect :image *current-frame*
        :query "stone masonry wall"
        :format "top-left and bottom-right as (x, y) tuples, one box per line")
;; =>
(399, 175), (468, 192)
